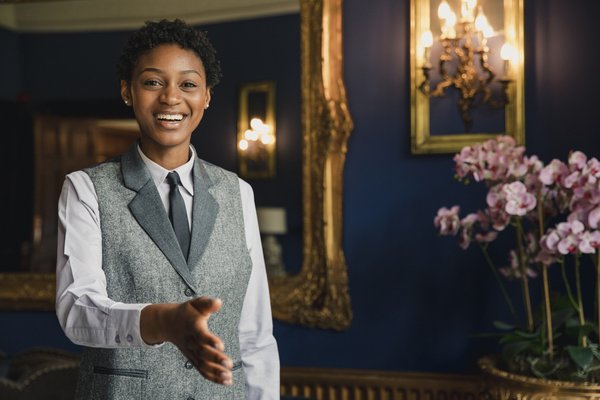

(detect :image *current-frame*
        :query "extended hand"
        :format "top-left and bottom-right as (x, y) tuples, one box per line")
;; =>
(141, 297), (233, 385)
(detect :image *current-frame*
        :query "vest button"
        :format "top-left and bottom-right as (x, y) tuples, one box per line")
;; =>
(185, 361), (193, 369)
(126, 334), (133, 343)
(115, 335), (121, 344)
(184, 288), (194, 297)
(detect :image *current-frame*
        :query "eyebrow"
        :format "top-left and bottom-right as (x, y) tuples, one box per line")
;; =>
(139, 67), (201, 77)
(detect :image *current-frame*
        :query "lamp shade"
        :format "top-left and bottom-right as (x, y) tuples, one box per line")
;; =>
(256, 207), (287, 234)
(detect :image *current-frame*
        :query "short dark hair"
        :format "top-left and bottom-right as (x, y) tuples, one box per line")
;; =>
(117, 19), (222, 88)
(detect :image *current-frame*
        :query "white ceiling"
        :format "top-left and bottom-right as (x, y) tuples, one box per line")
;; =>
(0, 0), (299, 32)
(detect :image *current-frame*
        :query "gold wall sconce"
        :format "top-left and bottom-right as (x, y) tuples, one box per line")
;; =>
(411, 0), (524, 154)
(237, 81), (276, 179)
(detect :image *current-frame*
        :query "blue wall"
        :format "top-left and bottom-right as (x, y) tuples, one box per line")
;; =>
(0, 28), (21, 100)
(2, 0), (600, 375)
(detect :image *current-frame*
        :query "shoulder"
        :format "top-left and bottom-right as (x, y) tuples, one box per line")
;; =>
(196, 158), (255, 203)
(199, 159), (234, 178)
(62, 170), (98, 206)
(83, 156), (121, 177)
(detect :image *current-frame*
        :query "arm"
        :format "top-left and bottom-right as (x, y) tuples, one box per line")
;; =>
(238, 179), (280, 399)
(56, 171), (148, 348)
(56, 171), (232, 385)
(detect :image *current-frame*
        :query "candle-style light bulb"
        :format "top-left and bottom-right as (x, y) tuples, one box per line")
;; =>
(421, 30), (433, 48)
(438, 0), (451, 20)
(500, 43), (517, 78)
(445, 10), (457, 38)
(474, 6), (488, 32)
(482, 24), (494, 38)
(461, 0), (477, 22)
(421, 30), (433, 65)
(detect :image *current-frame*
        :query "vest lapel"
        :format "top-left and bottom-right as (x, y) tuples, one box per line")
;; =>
(187, 157), (219, 270)
(121, 145), (197, 292)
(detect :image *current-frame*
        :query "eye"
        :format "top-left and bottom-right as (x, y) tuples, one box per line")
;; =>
(181, 81), (198, 89)
(143, 79), (161, 87)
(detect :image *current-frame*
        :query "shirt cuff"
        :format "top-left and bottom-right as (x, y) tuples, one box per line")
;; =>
(109, 302), (164, 348)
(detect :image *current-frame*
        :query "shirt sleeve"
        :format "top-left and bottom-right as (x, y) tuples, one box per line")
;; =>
(238, 179), (280, 400)
(55, 170), (155, 348)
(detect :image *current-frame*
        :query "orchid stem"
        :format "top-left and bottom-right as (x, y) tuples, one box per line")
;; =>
(597, 251), (600, 347)
(479, 243), (518, 321)
(575, 255), (587, 347)
(515, 218), (534, 332)
(542, 265), (553, 358)
(537, 194), (553, 358)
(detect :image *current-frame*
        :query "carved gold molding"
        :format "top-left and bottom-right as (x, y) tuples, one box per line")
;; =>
(479, 356), (600, 400)
(0, 273), (54, 311)
(281, 367), (480, 399)
(268, 0), (353, 330)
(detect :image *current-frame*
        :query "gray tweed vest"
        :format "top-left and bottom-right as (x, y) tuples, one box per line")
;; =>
(74, 145), (252, 400)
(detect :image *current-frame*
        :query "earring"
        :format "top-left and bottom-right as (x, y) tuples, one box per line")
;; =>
(124, 99), (130, 106)
(204, 104), (209, 109)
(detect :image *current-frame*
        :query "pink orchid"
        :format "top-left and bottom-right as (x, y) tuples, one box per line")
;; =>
(486, 184), (510, 230)
(578, 231), (600, 254)
(503, 181), (536, 216)
(499, 250), (538, 280)
(588, 206), (600, 229)
(569, 151), (587, 171)
(539, 159), (569, 186)
(434, 206), (461, 236)
(475, 231), (498, 243)
(551, 221), (585, 255)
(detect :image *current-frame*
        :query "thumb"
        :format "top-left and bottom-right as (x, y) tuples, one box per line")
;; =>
(189, 296), (222, 316)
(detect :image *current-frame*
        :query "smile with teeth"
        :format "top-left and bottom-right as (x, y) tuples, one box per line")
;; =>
(156, 113), (185, 121)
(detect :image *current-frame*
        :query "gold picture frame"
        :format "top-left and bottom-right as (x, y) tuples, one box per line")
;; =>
(410, 0), (525, 154)
(0, 0), (354, 331)
(237, 81), (277, 179)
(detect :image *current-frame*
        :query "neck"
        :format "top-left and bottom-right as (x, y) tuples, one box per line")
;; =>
(139, 140), (191, 170)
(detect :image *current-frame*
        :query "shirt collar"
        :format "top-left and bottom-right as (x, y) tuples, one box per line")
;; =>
(137, 144), (195, 196)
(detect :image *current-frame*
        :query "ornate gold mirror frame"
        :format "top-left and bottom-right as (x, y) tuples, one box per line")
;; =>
(268, 0), (353, 330)
(410, 0), (524, 154)
(0, 0), (354, 331)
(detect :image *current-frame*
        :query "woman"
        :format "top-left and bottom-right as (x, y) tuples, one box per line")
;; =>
(56, 19), (279, 399)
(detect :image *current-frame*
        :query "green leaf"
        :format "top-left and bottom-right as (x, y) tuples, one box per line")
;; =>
(499, 333), (525, 344)
(565, 321), (596, 342)
(567, 346), (594, 370)
(503, 341), (532, 359)
(494, 320), (515, 330)
(551, 307), (576, 329)
(514, 329), (539, 339)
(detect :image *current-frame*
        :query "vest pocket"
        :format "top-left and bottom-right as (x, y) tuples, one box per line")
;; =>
(91, 366), (147, 400)
(93, 366), (148, 378)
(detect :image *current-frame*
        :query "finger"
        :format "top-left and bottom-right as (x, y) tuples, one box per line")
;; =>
(189, 297), (222, 315)
(180, 346), (231, 383)
(195, 359), (233, 385)
(196, 342), (232, 369)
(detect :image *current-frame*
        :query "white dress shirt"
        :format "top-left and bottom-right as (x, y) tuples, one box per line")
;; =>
(55, 146), (279, 399)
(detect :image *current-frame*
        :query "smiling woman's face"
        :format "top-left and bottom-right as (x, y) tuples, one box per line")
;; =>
(121, 44), (211, 159)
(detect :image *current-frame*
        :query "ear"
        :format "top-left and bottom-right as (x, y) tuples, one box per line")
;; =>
(120, 80), (132, 105)
(205, 89), (212, 109)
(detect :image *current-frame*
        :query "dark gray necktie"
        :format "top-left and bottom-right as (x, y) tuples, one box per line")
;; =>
(166, 171), (190, 260)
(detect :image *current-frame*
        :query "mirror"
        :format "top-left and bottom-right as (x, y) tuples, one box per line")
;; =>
(237, 81), (277, 179)
(0, 0), (353, 330)
(410, 0), (524, 154)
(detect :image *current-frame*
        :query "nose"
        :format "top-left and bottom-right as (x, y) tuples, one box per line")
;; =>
(159, 83), (181, 105)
